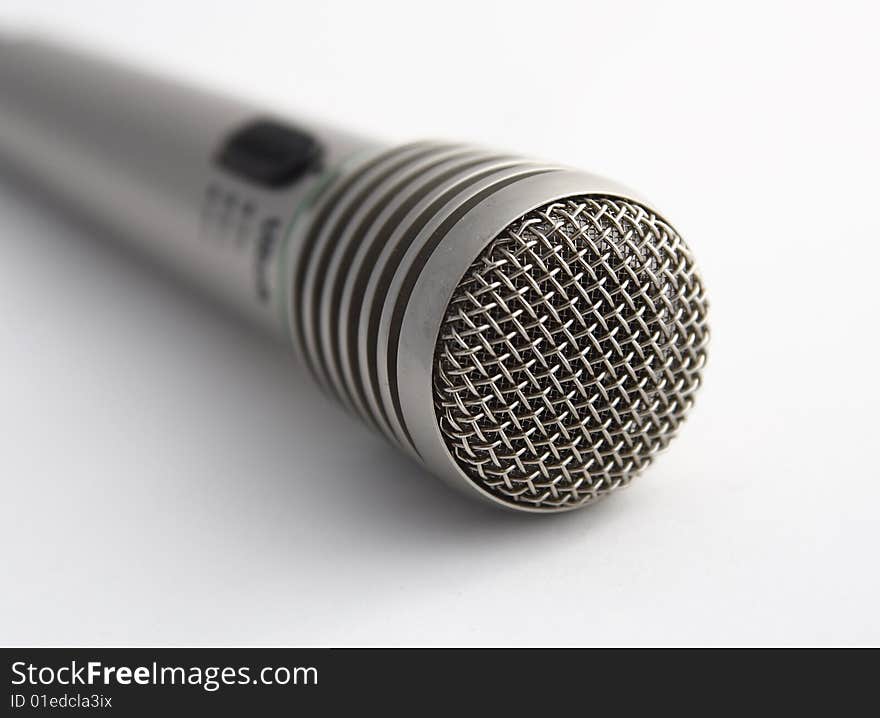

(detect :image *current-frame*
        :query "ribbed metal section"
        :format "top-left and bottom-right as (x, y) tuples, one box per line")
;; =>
(290, 143), (558, 449)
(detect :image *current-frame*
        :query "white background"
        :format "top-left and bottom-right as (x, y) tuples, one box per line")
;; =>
(0, 1), (878, 646)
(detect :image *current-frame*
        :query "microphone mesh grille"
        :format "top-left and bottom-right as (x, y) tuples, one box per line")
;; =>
(433, 196), (709, 510)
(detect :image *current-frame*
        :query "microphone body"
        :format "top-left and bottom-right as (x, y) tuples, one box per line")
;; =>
(0, 38), (377, 338)
(0, 38), (709, 513)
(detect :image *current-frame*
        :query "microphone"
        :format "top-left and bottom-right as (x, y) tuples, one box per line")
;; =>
(0, 37), (709, 513)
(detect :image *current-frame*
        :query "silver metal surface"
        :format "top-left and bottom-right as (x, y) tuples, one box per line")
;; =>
(0, 36), (377, 338)
(433, 196), (709, 509)
(0, 36), (710, 513)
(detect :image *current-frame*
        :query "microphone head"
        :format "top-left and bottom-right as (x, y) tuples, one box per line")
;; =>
(433, 196), (708, 510)
(290, 143), (708, 512)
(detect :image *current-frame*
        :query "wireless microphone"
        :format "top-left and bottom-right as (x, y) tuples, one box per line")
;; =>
(0, 37), (709, 512)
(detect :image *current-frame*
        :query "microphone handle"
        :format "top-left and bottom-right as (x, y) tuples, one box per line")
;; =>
(0, 36), (379, 340)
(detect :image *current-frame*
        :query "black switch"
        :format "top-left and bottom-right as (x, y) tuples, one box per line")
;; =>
(216, 119), (322, 188)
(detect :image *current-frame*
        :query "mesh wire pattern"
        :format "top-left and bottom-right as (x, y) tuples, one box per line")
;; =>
(433, 195), (709, 510)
